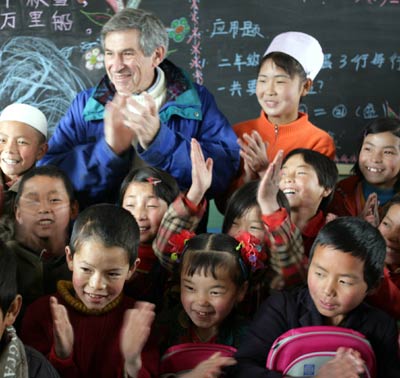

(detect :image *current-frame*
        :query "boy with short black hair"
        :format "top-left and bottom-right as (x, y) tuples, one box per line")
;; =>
(279, 148), (338, 255)
(228, 216), (400, 377)
(0, 240), (60, 377)
(21, 204), (158, 378)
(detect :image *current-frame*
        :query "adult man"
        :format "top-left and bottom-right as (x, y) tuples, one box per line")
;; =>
(39, 8), (239, 208)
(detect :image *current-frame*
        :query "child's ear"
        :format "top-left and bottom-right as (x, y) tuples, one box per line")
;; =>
(36, 142), (48, 161)
(126, 258), (141, 280)
(236, 281), (249, 303)
(301, 78), (313, 97)
(322, 187), (333, 198)
(5, 295), (22, 327)
(65, 246), (74, 272)
(70, 200), (79, 220)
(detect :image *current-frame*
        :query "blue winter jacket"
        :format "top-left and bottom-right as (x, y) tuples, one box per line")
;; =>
(38, 60), (240, 206)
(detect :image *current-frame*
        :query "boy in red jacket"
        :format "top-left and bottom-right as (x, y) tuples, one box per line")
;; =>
(21, 204), (158, 378)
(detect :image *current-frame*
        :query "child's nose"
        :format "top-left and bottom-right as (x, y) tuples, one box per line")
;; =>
(133, 205), (148, 220)
(89, 273), (106, 290)
(371, 151), (383, 163)
(265, 81), (276, 95)
(323, 280), (336, 297)
(196, 292), (210, 306)
(37, 200), (50, 214)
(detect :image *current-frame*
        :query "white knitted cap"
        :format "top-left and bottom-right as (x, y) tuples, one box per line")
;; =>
(0, 103), (47, 138)
(264, 31), (324, 80)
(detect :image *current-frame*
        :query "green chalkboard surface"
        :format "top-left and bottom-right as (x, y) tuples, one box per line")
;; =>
(0, 0), (399, 162)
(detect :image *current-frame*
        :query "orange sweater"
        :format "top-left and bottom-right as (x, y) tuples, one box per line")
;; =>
(214, 112), (336, 209)
(234, 111), (336, 162)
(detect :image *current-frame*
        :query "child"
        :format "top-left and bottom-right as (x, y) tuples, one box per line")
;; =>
(0, 240), (60, 377)
(20, 204), (158, 378)
(228, 217), (400, 377)
(367, 194), (400, 319)
(155, 148), (305, 313)
(279, 148), (338, 256)
(119, 164), (181, 305)
(157, 233), (254, 377)
(7, 165), (79, 310)
(328, 117), (400, 220)
(221, 32), (335, 206)
(222, 176), (305, 292)
(0, 103), (48, 239)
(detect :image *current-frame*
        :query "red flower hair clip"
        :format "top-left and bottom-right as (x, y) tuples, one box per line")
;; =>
(168, 229), (196, 262)
(235, 232), (267, 271)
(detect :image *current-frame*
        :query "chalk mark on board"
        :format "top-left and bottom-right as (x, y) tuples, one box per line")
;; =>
(0, 36), (91, 135)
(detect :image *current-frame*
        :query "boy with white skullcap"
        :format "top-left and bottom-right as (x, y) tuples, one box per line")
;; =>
(220, 32), (336, 211)
(0, 103), (48, 237)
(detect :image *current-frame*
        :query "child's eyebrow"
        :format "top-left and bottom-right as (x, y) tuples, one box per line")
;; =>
(364, 141), (398, 149)
(258, 73), (290, 79)
(125, 194), (157, 199)
(313, 263), (361, 280)
(80, 260), (124, 271)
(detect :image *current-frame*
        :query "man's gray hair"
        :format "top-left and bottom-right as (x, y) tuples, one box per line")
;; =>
(101, 8), (169, 57)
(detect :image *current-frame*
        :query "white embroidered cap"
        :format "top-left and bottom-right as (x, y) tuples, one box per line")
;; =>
(0, 103), (48, 138)
(264, 31), (324, 80)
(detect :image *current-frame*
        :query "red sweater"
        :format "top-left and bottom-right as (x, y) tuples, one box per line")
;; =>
(328, 175), (365, 217)
(20, 286), (158, 378)
(367, 267), (400, 320)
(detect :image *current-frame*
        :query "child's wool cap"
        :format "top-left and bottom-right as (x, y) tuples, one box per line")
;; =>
(0, 103), (48, 138)
(264, 31), (324, 80)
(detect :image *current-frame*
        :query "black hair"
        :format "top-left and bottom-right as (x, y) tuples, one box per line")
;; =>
(380, 193), (400, 219)
(352, 117), (400, 189)
(222, 180), (290, 234)
(15, 165), (76, 205)
(69, 204), (140, 266)
(259, 52), (307, 82)
(119, 166), (180, 206)
(309, 217), (386, 290)
(283, 148), (338, 211)
(0, 241), (18, 314)
(181, 233), (248, 287)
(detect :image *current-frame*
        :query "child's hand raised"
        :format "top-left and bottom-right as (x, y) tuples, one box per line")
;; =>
(257, 150), (283, 215)
(237, 130), (269, 180)
(49, 296), (74, 360)
(316, 347), (365, 378)
(180, 352), (237, 378)
(121, 301), (156, 377)
(361, 192), (379, 227)
(186, 138), (213, 206)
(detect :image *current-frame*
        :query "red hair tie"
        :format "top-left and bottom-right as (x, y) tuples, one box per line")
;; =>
(168, 230), (196, 262)
(235, 232), (267, 271)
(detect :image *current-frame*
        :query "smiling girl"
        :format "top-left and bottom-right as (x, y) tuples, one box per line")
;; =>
(119, 165), (180, 305)
(328, 117), (400, 219)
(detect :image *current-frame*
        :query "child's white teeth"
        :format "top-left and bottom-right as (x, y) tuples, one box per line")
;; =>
(39, 220), (52, 225)
(367, 167), (383, 173)
(88, 293), (102, 298)
(283, 189), (295, 195)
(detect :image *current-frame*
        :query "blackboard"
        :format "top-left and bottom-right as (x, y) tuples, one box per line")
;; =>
(0, 0), (399, 163)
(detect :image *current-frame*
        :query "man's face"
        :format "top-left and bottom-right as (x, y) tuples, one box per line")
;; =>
(104, 29), (163, 95)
